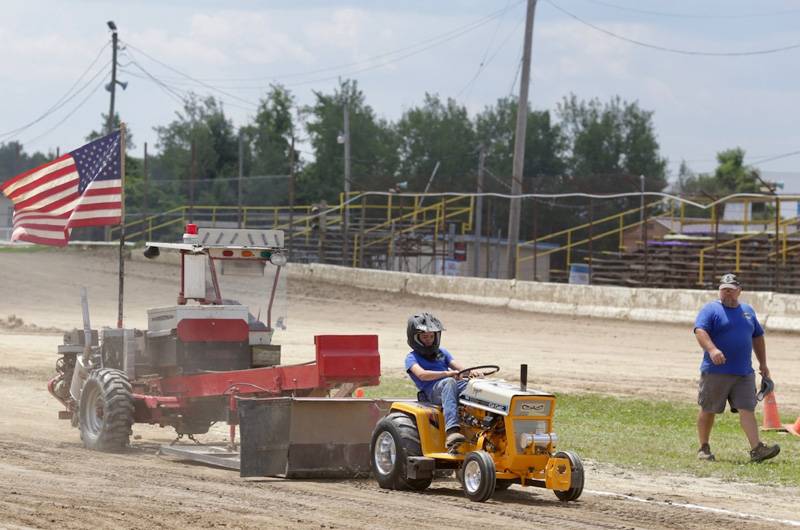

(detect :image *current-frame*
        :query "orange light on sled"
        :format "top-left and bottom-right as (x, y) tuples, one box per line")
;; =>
(241, 250), (254, 257)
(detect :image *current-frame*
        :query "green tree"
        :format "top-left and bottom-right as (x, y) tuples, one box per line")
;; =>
(557, 94), (667, 194)
(474, 96), (568, 239)
(240, 85), (299, 206)
(395, 93), (475, 192)
(86, 112), (136, 150)
(681, 148), (760, 196)
(299, 79), (399, 203)
(153, 94), (238, 205)
(0, 141), (52, 181)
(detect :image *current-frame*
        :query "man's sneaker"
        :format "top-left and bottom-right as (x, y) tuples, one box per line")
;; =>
(750, 442), (780, 463)
(445, 431), (465, 450)
(697, 443), (715, 461)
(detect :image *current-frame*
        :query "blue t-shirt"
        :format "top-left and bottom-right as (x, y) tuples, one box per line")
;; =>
(404, 348), (454, 395)
(694, 301), (764, 375)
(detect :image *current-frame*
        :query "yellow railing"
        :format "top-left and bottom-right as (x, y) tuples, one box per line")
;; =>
(696, 215), (800, 284)
(112, 204), (316, 241)
(515, 199), (663, 275)
(351, 195), (473, 266)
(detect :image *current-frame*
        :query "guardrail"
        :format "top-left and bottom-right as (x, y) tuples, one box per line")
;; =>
(515, 199), (663, 278)
(697, 215), (800, 284)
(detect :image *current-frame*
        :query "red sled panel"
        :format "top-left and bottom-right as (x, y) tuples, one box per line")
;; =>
(177, 318), (249, 342)
(315, 334), (380, 380)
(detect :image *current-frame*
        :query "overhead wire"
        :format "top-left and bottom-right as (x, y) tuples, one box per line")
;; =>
(544, 0), (800, 56)
(136, 1), (526, 86)
(120, 42), (260, 109)
(120, 52), (257, 113)
(22, 72), (111, 147)
(117, 2), (525, 94)
(0, 41), (111, 140)
(580, 0), (800, 20)
(456, 0), (518, 99)
(751, 149), (800, 166)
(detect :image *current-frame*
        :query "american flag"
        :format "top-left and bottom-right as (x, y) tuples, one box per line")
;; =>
(0, 131), (122, 246)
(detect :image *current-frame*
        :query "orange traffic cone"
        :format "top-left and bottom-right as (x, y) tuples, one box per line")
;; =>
(785, 415), (800, 437)
(760, 392), (788, 432)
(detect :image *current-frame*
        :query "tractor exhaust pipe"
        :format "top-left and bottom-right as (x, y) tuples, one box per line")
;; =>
(520, 364), (528, 392)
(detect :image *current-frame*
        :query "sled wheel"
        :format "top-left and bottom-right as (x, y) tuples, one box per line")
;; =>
(553, 450), (584, 502)
(370, 412), (432, 491)
(79, 369), (134, 452)
(461, 450), (496, 502)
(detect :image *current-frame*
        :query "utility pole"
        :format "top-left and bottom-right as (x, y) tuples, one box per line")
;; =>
(238, 129), (244, 228)
(639, 174), (645, 242)
(288, 135), (296, 258)
(505, 0), (537, 279)
(189, 138), (196, 223)
(473, 146), (486, 277)
(342, 102), (352, 266)
(142, 142), (149, 241)
(106, 21), (119, 134)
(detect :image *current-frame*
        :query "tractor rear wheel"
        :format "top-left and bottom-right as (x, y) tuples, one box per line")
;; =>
(553, 450), (584, 502)
(370, 412), (432, 491)
(461, 451), (496, 502)
(79, 368), (134, 452)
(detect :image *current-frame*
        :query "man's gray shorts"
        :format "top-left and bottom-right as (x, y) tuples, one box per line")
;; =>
(698, 372), (757, 413)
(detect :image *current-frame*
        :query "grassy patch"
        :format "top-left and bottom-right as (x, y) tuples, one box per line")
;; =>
(365, 376), (799, 487)
(0, 245), (52, 253)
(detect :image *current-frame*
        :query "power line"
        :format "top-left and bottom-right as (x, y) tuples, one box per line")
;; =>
(544, 0), (800, 56)
(751, 149), (800, 166)
(22, 72), (110, 146)
(0, 42), (110, 140)
(117, 3), (525, 94)
(136, 1), (526, 86)
(120, 42), (260, 109)
(120, 54), (257, 113)
(581, 0), (800, 20)
(457, 0), (518, 99)
(123, 61), (186, 107)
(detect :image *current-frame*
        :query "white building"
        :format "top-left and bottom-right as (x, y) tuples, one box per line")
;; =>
(0, 194), (12, 241)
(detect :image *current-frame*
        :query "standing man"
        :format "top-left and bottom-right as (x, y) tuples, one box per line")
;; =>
(693, 273), (780, 463)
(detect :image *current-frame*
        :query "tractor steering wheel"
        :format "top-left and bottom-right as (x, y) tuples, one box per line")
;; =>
(456, 365), (500, 379)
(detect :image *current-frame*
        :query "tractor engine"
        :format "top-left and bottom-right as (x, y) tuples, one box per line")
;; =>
(143, 305), (253, 376)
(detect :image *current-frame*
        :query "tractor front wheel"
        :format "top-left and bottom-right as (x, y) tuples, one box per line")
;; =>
(78, 369), (134, 452)
(461, 451), (496, 502)
(370, 412), (432, 491)
(553, 450), (584, 502)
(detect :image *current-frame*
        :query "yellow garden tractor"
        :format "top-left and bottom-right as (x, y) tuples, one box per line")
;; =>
(370, 364), (583, 502)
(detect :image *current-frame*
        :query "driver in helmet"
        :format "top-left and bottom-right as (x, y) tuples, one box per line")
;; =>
(404, 312), (467, 449)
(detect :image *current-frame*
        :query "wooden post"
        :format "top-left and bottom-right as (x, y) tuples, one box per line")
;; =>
(142, 142), (149, 242)
(358, 194), (366, 267)
(588, 197), (594, 284)
(117, 124), (127, 329)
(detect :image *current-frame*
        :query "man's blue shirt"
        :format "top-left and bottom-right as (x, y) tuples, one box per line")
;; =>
(694, 301), (764, 375)
(405, 348), (454, 395)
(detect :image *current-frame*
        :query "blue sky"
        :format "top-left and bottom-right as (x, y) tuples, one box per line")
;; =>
(2, 0), (799, 180)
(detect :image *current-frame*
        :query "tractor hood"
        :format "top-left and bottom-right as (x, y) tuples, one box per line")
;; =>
(459, 379), (554, 416)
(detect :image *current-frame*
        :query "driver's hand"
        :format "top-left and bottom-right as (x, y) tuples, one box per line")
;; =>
(446, 369), (460, 378)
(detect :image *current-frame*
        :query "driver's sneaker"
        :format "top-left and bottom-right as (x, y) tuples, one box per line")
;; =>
(697, 443), (715, 461)
(749, 442), (780, 463)
(446, 431), (465, 451)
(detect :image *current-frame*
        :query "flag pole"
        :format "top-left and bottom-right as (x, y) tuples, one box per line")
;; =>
(117, 124), (126, 329)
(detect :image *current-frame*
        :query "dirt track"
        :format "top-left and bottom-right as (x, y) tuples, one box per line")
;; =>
(1, 249), (799, 529)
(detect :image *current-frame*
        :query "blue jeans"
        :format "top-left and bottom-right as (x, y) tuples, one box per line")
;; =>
(426, 377), (467, 432)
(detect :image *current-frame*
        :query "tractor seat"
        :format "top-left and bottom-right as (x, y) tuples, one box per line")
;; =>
(416, 391), (442, 411)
